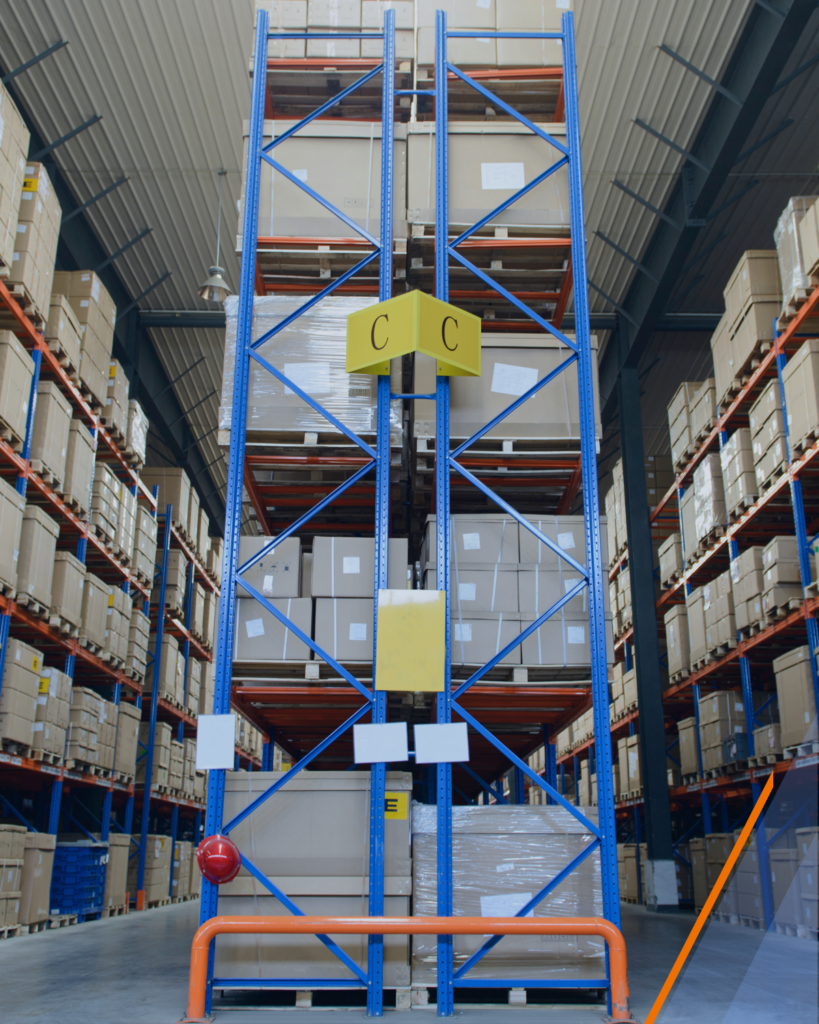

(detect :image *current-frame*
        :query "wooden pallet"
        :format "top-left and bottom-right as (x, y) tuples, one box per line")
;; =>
(0, 579), (15, 601)
(30, 749), (63, 766)
(669, 668), (690, 685)
(0, 924), (21, 939)
(47, 613), (80, 639)
(78, 636), (105, 657)
(29, 460), (64, 493)
(706, 638), (738, 659)
(774, 921), (799, 937)
(2, 281), (45, 328)
(739, 915), (762, 930)
(78, 387), (103, 416)
(14, 593), (49, 620)
(61, 492), (88, 518)
(682, 773), (699, 786)
(113, 770), (135, 784)
(21, 919), (50, 935)
(45, 336), (80, 379)
(727, 493), (758, 522)
(748, 752), (784, 767)
(0, 737), (38, 759)
(99, 418), (127, 446)
(764, 598), (804, 623)
(759, 459), (789, 493)
(101, 904), (127, 919)
(784, 740), (819, 760)
(146, 897), (171, 909)
(64, 758), (107, 777)
(714, 911), (739, 925)
(48, 913), (78, 929)
(796, 924), (819, 941)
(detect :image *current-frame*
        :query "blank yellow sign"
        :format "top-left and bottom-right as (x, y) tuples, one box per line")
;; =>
(346, 290), (481, 376)
(375, 589), (446, 691)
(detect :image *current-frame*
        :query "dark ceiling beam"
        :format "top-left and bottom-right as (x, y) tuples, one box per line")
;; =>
(0, 71), (226, 532)
(139, 309), (227, 329)
(567, 312), (721, 333)
(597, 0), (817, 421)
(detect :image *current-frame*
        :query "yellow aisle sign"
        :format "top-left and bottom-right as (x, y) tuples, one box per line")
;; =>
(384, 792), (409, 819)
(375, 589), (446, 692)
(346, 290), (481, 377)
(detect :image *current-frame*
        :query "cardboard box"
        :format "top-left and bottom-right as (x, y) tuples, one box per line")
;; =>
(773, 646), (818, 748)
(0, 475), (25, 593)
(50, 551), (86, 630)
(17, 505), (59, 609)
(140, 467), (190, 530)
(495, 0), (564, 66)
(665, 604), (690, 677)
(311, 536), (409, 596)
(449, 612), (522, 666)
(0, 330), (35, 441)
(238, 535), (301, 598)
(414, 333), (602, 442)
(422, 514), (518, 567)
(658, 534), (683, 586)
(234, 596), (313, 662)
(30, 381), (71, 485)
(80, 571), (109, 649)
(723, 251), (781, 331)
(18, 832), (55, 925)
(770, 849), (802, 926)
(314, 598), (373, 661)
(63, 420), (95, 515)
(420, 566), (521, 613)
(678, 717), (699, 775)
(44, 295), (82, 372)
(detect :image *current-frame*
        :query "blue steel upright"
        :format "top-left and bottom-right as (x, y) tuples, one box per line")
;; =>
(431, 10), (619, 1012)
(198, 9), (397, 1016)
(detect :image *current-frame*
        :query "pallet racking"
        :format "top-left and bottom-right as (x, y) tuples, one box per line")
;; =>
(556, 277), (819, 920)
(203, 8), (617, 1018)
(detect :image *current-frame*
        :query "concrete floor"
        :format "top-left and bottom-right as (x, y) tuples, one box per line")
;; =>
(0, 902), (816, 1024)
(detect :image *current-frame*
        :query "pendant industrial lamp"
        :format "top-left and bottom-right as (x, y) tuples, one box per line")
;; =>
(198, 169), (232, 303)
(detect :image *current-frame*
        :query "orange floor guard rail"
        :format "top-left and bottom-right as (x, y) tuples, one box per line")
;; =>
(185, 915), (635, 1022)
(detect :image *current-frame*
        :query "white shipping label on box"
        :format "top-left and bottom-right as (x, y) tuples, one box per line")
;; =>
(491, 362), (539, 397)
(458, 582), (477, 602)
(349, 622), (367, 641)
(414, 722), (469, 764)
(567, 626), (585, 644)
(342, 556), (361, 574)
(481, 163), (525, 191)
(263, 575), (274, 595)
(496, 862), (515, 873)
(196, 715), (237, 770)
(292, 169), (308, 182)
(558, 531), (576, 550)
(353, 721), (408, 764)
(462, 532), (482, 551)
(480, 892), (534, 917)
(453, 623), (472, 642)
(284, 362), (332, 395)
(245, 618), (264, 638)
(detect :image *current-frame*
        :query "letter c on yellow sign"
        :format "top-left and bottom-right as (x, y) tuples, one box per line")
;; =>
(371, 313), (389, 350)
(441, 315), (458, 351)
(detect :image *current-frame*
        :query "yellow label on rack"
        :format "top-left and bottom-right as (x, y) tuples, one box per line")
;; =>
(346, 290), (481, 377)
(384, 792), (409, 819)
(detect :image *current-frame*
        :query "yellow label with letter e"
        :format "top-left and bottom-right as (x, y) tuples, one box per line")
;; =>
(346, 290), (481, 377)
(384, 792), (409, 819)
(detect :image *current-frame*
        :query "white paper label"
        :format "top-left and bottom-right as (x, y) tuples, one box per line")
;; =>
(567, 626), (585, 644)
(496, 862), (515, 873)
(245, 618), (264, 638)
(491, 361), (538, 396)
(343, 556), (361, 574)
(558, 531), (576, 550)
(565, 577), (579, 594)
(292, 168), (308, 182)
(453, 623), (472, 642)
(480, 892), (533, 917)
(481, 162), (525, 190)
(476, 0), (491, 7)
(284, 361), (332, 395)
(262, 574), (274, 595)
(462, 532), (481, 550)
(556, 0), (571, 8)
(349, 622), (367, 641)
(458, 582), (477, 602)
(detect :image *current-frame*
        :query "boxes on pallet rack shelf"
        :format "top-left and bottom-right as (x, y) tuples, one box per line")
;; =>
(0, 637), (41, 749)
(201, 588), (217, 650)
(185, 659), (201, 717)
(51, 270), (117, 409)
(33, 665), (70, 759)
(80, 571), (109, 652)
(234, 596), (312, 662)
(199, 661), (215, 718)
(147, 634), (185, 706)
(668, 381), (706, 469)
(138, 722), (173, 788)
(125, 399), (148, 466)
(772, 646), (818, 749)
(90, 462), (120, 548)
(150, 549), (188, 612)
(0, 80), (29, 273)
(207, 537), (222, 581)
(238, 535), (301, 597)
(216, 771), (412, 985)
(187, 488), (200, 555)
(0, 330), (35, 447)
(168, 739), (184, 791)
(68, 687), (103, 767)
(115, 483), (137, 566)
(658, 533), (683, 587)
(692, 454), (725, 552)
(44, 295), (82, 374)
(104, 359), (129, 441)
(689, 378), (716, 442)
(126, 605), (151, 683)
(30, 381), (71, 490)
(17, 505), (60, 613)
(782, 339), (819, 452)
(0, 475), (25, 595)
(133, 504), (158, 585)
(51, 551), (86, 633)
(182, 737), (197, 793)
(19, 831), (56, 926)
(761, 535), (802, 615)
(172, 840), (193, 899)
(8, 162), (61, 320)
(104, 587), (131, 666)
(64, 419), (96, 516)
(665, 603), (689, 679)
(720, 427), (756, 516)
(127, 834), (171, 905)
(95, 699), (118, 772)
(677, 717), (699, 776)
(414, 333), (602, 443)
(313, 536), (407, 596)
(114, 701), (140, 778)
(698, 691), (746, 771)
(141, 467), (190, 536)
(775, 197), (815, 317)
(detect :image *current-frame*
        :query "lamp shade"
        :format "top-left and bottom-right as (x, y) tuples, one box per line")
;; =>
(198, 265), (232, 303)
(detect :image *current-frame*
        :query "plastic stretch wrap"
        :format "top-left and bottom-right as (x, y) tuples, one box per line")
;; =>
(411, 804), (604, 982)
(774, 197), (815, 304)
(693, 454), (725, 544)
(126, 400), (148, 463)
(221, 295), (402, 443)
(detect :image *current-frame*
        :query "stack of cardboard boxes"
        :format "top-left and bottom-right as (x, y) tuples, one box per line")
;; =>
(172, 840), (193, 900)
(29, 380), (72, 491)
(44, 296), (82, 376)
(90, 462), (120, 548)
(0, 79), (29, 274)
(127, 834), (171, 905)
(9, 162), (61, 319)
(667, 382), (708, 471)
(168, 739), (184, 792)
(697, 691), (746, 771)
(720, 427), (756, 517)
(18, 831), (56, 928)
(126, 605), (151, 683)
(772, 646), (818, 753)
(80, 570), (109, 653)
(104, 359), (129, 442)
(126, 399), (149, 467)
(0, 476), (26, 597)
(0, 824), (25, 928)
(64, 418), (96, 516)
(103, 587), (131, 668)
(133, 505), (159, 585)
(749, 381), (787, 493)
(51, 270), (117, 409)
(102, 832), (130, 911)
(16, 504), (60, 614)
(114, 701), (141, 780)
(67, 687), (104, 769)
(147, 634), (185, 706)
(33, 665), (70, 759)
(0, 330), (35, 449)
(50, 552), (86, 635)
(0, 638), (42, 751)
(761, 535), (803, 617)
(137, 722), (173, 789)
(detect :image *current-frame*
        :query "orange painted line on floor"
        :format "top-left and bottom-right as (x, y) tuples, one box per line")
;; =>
(643, 771), (775, 1024)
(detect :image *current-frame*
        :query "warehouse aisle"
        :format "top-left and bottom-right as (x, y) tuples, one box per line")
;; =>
(0, 902), (815, 1024)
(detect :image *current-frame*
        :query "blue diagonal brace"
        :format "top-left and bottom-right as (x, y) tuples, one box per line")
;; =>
(456, 762), (508, 804)
(239, 853), (367, 983)
(223, 703), (373, 834)
(454, 838), (601, 978)
(448, 247), (578, 350)
(261, 153), (380, 245)
(451, 700), (601, 837)
(250, 250), (380, 350)
(449, 459), (589, 576)
(446, 64), (569, 156)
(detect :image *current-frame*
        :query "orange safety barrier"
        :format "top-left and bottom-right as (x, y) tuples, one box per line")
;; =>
(185, 915), (635, 1022)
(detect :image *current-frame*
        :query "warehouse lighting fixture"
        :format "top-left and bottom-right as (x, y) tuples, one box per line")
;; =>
(199, 169), (232, 303)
